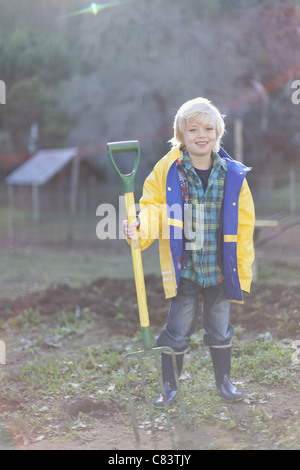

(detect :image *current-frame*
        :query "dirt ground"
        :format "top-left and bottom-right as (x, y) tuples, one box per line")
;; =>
(0, 223), (300, 451)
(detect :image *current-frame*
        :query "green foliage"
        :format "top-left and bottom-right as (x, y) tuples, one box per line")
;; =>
(10, 307), (40, 328)
(232, 337), (295, 386)
(4, 75), (47, 149)
(0, 20), (73, 151)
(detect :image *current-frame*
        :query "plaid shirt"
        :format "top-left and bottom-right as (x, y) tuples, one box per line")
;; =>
(180, 150), (227, 287)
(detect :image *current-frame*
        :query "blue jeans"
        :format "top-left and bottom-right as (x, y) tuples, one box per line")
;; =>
(156, 278), (234, 351)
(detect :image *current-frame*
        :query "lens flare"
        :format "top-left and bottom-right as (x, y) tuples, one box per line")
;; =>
(91, 3), (98, 15)
(61, 1), (129, 18)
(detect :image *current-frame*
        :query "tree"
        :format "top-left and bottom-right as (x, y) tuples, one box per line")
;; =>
(0, 19), (73, 152)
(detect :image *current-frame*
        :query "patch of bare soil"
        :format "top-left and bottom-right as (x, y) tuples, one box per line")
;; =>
(2, 273), (300, 340)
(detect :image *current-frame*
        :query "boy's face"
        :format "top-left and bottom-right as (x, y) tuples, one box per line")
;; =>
(183, 118), (217, 168)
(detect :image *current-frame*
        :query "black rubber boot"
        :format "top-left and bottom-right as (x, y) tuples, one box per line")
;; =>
(153, 352), (184, 409)
(209, 346), (243, 402)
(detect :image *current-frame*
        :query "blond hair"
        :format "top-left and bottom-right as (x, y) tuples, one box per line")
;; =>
(170, 97), (225, 152)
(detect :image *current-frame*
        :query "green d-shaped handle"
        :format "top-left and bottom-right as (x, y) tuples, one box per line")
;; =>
(107, 140), (140, 194)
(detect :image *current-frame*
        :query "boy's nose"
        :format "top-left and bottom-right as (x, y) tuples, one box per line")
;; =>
(198, 128), (206, 137)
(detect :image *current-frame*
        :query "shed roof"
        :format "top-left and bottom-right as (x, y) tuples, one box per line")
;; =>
(5, 148), (78, 186)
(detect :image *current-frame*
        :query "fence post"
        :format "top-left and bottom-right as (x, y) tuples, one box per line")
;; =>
(234, 118), (243, 163)
(67, 156), (80, 245)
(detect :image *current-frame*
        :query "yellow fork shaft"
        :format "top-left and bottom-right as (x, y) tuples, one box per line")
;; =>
(125, 192), (151, 346)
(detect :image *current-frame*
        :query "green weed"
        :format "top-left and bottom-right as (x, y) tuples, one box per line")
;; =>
(232, 337), (296, 386)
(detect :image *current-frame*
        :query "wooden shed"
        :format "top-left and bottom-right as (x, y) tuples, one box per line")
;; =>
(5, 147), (80, 218)
(5, 148), (83, 243)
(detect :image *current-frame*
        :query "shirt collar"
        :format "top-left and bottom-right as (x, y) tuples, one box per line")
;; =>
(181, 149), (227, 172)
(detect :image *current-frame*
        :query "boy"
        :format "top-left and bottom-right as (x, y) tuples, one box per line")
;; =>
(123, 97), (255, 406)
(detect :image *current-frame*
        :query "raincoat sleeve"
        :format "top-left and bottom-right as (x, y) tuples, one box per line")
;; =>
(237, 179), (255, 293)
